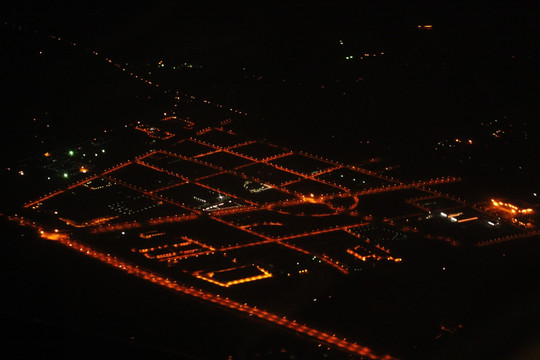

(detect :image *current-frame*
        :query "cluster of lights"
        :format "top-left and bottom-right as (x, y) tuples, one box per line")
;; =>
(344, 52), (385, 61)
(60, 215), (118, 228)
(347, 248), (402, 263)
(193, 265), (273, 287)
(9, 213), (397, 360)
(139, 230), (166, 239)
(135, 124), (175, 140)
(491, 199), (533, 214)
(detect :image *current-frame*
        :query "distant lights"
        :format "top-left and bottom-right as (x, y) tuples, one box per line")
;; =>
(68, 150), (74, 156)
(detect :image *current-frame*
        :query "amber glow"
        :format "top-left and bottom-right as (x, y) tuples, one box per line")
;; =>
(491, 198), (534, 214)
(193, 265), (273, 287)
(9, 214), (398, 360)
(135, 124), (175, 140)
(347, 248), (402, 263)
(60, 216), (119, 228)
(15, 129), (457, 360)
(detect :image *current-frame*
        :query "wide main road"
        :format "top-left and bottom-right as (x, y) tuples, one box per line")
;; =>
(10, 215), (399, 360)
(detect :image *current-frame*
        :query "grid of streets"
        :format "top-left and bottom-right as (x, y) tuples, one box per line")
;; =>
(14, 127), (536, 360)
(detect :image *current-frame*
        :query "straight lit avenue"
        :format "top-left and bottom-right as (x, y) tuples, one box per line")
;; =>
(11, 216), (396, 360)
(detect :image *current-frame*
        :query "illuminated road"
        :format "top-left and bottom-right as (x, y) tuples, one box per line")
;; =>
(10, 215), (398, 360)
(24, 160), (135, 208)
(6, 20), (507, 360)
(476, 230), (539, 246)
(20, 147), (462, 272)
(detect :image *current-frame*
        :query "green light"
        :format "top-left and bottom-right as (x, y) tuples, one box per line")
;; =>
(68, 150), (74, 156)
(63, 173), (69, 178)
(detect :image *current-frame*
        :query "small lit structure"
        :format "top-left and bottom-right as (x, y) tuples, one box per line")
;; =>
(490, 198), (535, 227)
(491, 199), (533, 215)
(441, 210), (478, 223)
(135, 124), (175, 140)
(193, 265), (273, 287)
(139, 230), (166, 239)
